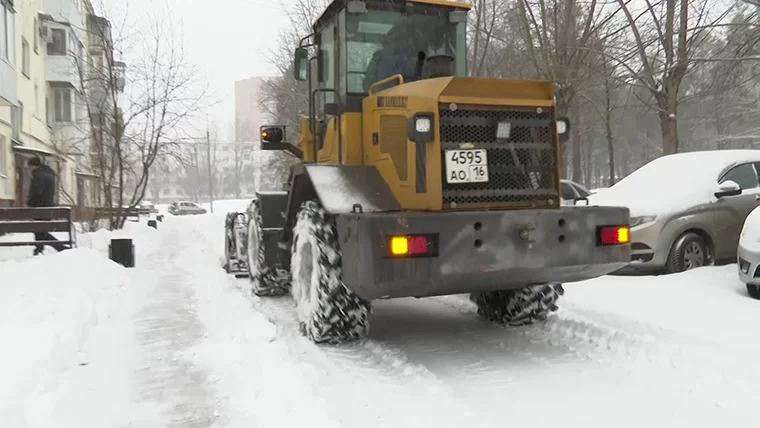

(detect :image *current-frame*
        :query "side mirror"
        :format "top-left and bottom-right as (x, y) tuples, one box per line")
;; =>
(261, 126), (284, 144)
(260, 125), (303, 159)
(715, 180), (742, 198)
(294, 47), (308, 82)
(557, 117), (570, 143)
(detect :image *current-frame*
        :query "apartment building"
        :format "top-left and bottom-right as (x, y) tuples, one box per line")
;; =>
(0, 0), (122, 212)
(43, 0), (124, 211)
(0, 0), (16, 206)
(235, 77), (269, 142)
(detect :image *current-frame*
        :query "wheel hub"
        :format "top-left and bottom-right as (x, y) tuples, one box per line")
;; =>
(683, 241), (704, 269)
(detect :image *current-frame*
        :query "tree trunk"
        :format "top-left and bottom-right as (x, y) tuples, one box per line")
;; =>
(657, 106), (679, 155)
(571, 100), (582, 182)
(604, 78), (616, 186)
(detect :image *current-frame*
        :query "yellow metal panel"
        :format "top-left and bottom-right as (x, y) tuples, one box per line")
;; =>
(379, 115), (409, 181)
(342, 112), (363, 165)
(296, 114), (314, 162)
(440, 77), (554, 101)
(439, 96), (554, 107)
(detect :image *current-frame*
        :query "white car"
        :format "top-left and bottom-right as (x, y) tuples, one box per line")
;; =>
(560, 179), (592, 205)
(168, 201), (207, 216)
(737, 205), (760, 299)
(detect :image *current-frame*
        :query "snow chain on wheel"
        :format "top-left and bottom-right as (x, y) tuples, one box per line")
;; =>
(223, 212), (237, 272)
(247, 199), (290, 297)
(291, 200), (370, 344)
(470, 283), (564, 326)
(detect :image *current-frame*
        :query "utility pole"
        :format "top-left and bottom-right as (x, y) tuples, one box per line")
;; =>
(206, 127), (214, 213)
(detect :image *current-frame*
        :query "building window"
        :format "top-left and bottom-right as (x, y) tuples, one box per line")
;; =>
(34, 83), (39, 116)
(21, 37), (29, 77)
(48, 28), (66, 56)
(1, 1), (15, 63)
(0, 135), (7, 176)
(33, 17), (38, 53)
(52, 87), (72, 122)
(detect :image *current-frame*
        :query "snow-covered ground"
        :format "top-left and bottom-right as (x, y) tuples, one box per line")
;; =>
(1, 198), (758, 428)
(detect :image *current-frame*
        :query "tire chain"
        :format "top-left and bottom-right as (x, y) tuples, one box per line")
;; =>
(470, 283), (565, 327)
(246, 199), (290, 297)
(292, 201), (371, 344)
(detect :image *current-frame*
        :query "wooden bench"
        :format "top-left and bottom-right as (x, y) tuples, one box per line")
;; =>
(94, 207), (153, 222)
(0, 207), (77, 249)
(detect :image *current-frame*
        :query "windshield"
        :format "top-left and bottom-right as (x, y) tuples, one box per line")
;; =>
(345, 8), (465, 94)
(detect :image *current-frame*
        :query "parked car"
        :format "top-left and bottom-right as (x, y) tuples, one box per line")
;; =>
(168, 201), (207, 215)
(139, 200), (159, 213)
(588, 150), (760, 274)
(560, 179), (592, 205)
(737, 206), (760, 299)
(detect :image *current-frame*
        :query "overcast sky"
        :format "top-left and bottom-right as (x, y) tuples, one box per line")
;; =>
(106, 0), (293, 138)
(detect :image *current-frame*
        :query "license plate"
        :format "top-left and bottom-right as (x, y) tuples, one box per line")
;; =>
(445, 149), (488, 183)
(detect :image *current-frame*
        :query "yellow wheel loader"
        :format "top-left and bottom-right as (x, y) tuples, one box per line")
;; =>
(223, 0), (631, 344)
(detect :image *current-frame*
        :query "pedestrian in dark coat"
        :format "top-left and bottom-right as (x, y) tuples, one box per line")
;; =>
(27, 156), (66, 255)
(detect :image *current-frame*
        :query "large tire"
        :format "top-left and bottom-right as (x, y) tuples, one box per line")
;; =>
(246, 199), (289, 297)
(290, 200), (370, 344)
(666, 232), (707, 274)
(748, 284), (760, 300)
(470, 283), (564, 326)
(223, 212), (237, 273)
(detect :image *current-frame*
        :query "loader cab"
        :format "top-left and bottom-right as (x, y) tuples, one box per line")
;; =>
(294, 0), (469, 109)
(284, 0), (471, 165)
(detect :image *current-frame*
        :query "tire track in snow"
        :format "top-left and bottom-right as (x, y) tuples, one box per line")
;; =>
(135, 226), (220, 428)
(242, 283), (500, 428)
(431, 294), (760, 410)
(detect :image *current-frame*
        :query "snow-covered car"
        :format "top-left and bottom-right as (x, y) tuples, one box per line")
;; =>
(588, 150), (760, 274)
(138, 200), (159, 213)
(737, 206), (760, 299)
(560, 179), (592, 205)
(168, 201), (207, 215)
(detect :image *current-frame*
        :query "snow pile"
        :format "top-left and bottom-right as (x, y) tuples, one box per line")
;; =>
(0, 222), (162, 427)
(588, 150), (760, 217)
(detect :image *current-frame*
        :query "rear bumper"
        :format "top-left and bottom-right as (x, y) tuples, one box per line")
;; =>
(336, 206), (630, 300)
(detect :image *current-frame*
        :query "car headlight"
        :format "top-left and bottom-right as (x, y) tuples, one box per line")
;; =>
(415, 117), (431, 133)
(630, 215), (657, 227)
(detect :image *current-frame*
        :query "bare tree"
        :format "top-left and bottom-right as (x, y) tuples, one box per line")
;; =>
(52, 3), (212, 229)
(613, 0), (733, 154)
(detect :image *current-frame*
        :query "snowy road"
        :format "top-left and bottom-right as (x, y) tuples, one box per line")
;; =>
(2, 200), (759, 427)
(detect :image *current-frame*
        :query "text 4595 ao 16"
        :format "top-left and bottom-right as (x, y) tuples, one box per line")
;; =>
(445, 149), (488, 183)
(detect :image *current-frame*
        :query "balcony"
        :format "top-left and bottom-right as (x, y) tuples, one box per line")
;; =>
(86, 14), (112, 51)
(0, 57), (16, 106)
(46, 54), (79, 89)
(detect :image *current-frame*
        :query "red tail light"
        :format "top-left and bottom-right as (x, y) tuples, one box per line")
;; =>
(388, 234), (438, 257)
(597, 225), (630, 246)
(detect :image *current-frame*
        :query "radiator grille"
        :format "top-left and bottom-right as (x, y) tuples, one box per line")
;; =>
(439, 104), (559, 208)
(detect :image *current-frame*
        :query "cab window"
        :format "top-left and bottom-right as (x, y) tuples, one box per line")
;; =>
(344, 6), (466, 94)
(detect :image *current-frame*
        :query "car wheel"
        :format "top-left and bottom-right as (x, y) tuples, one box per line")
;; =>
(666, 232), (708, 273)
(748, 284), (760, 300)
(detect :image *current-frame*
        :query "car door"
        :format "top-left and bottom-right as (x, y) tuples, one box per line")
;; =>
(713, 162), (760, 259)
